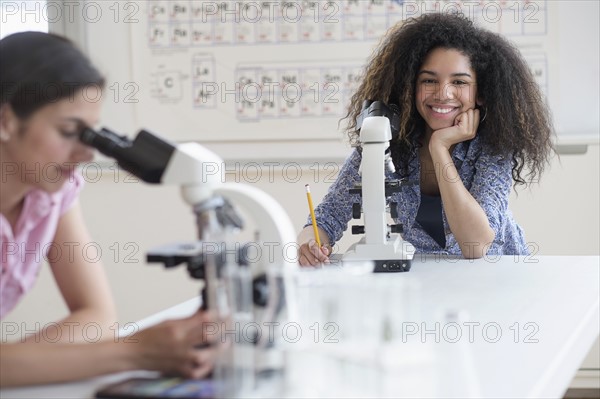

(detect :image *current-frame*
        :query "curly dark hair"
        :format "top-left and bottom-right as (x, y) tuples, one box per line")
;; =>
(344, 13), (555, 186)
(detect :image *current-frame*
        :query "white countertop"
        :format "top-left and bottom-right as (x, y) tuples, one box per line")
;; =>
(2, 256), (598, 398)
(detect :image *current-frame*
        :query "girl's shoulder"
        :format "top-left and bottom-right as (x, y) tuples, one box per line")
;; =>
(53, 171), (85, 215)
(463, 135), (509, 161)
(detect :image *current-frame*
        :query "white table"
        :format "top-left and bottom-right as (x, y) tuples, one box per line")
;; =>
(2, 256), (598, 398)
(404, 255), (599, 398)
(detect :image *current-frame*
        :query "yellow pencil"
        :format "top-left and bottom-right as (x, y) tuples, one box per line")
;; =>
(305, 184), (322, 248)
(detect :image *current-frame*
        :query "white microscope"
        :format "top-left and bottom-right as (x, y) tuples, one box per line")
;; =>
(79, 127), (298, 397)
(343, 101), (416, 272)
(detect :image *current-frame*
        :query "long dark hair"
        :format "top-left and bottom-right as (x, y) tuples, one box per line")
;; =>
(344, 13), (555, 186)
(0, 31), (105, 119)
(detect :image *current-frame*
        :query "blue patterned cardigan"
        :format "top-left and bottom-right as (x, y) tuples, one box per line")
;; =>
(306, 136), (529, 256)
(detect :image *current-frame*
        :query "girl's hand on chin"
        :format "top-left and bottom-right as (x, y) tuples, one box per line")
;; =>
(430, 108), (480, 151)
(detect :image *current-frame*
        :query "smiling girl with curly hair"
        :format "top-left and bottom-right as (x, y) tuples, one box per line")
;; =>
(298, 13), (555, 264)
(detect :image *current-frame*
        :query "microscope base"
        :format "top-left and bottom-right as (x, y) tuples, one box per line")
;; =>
(372, 258), (411, 272)
(343, 234), (415, 273)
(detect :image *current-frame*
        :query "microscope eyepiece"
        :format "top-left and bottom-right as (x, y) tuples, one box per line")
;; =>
(79, 127), (132, 157)
(78, 127), (176, 184)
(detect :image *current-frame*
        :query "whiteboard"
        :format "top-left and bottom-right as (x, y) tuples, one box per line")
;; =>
(81, 0), (598, 148)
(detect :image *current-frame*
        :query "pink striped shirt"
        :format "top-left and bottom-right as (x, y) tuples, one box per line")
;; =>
(0, 172), (83, 319)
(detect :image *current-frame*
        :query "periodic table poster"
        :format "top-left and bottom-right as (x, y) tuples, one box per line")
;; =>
(128, 0), (556, 142)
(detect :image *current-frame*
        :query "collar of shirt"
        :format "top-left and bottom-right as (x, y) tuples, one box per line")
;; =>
(0, 188), (58, 242)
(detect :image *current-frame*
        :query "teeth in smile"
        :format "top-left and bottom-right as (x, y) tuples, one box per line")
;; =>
(432, 107), (454, 114)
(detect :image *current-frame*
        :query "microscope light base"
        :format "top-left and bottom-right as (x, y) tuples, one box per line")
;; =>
(343, 234), (415, 273)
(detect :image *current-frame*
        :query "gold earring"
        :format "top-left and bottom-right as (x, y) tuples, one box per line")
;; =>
(478, 106), (488, 123)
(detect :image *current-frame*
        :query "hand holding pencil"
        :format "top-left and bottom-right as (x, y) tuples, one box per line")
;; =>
(306, 184), (322, 248)
(298, 185), (330, 266)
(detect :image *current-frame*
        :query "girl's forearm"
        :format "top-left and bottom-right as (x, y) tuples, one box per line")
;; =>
(24, 308), (118, 345)
(430, 146), (495, 258)
(0, 340), (135, 387)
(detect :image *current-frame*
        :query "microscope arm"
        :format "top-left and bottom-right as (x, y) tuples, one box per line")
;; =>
(215, 183), (299, 320)
(359, 116), (392, 245)
(80, 127), (299, 313)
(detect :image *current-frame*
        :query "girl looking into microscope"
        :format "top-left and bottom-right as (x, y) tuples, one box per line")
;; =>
(0, 32), (215, 387)
(298, 13), (554, 265)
